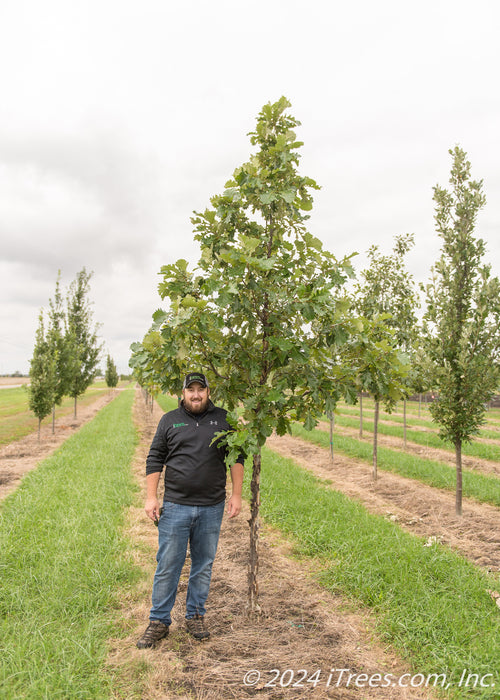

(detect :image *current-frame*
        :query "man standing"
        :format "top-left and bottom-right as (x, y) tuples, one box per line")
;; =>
(136, 371), (244, 649)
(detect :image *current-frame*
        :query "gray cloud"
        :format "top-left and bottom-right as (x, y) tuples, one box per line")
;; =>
(1, 0), (499, 376)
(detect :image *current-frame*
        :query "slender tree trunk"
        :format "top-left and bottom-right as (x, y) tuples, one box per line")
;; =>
(74, 396), (77, 419)
(328, 411), (334, 462)
(455, 439), (463, 516)
(359, 394), (363, 439)
(418, 393), (421, 418)
(403, 398), (407, 448)
(38, 417), (41, 442)
(52, 404), (56, 434)
(372, 400), (379, 480)
(248, 449), (261, 615)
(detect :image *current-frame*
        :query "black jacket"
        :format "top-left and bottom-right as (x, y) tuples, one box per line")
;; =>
(146, 400), (243, 506)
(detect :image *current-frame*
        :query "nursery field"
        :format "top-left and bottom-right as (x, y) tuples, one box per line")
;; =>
(0, 390), (499, 699)
(0, 378), (115, 446)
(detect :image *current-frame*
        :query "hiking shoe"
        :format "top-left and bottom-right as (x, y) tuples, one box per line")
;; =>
(136, 620), (169, 649)
(186, 614), (210, 640)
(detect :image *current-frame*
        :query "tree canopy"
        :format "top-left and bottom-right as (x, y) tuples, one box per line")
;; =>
(131, 97), (357, 610)
(422, 146), (500, 514)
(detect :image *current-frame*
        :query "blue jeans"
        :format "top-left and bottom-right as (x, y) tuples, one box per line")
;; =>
(149, 500), (225, 626)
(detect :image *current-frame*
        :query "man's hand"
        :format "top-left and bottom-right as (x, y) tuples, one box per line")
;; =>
(226, 494), (242, 518)
(145, 498), (161, 522)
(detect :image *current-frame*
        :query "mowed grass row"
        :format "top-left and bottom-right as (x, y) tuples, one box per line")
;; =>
(329, 411), (500, 462)
(292, 423), (500, 509)
(257, 447), (500, 699)
(0, 382), (114, 446)
(0, 388), (139, 700)
(338, 398), (500, 424)
(337, 403), (500, 440)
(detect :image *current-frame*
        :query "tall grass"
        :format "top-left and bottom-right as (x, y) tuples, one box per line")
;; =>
(257, 447), (500, 699)
(292, 423), (500, 508)
(0, 389), (138, 700)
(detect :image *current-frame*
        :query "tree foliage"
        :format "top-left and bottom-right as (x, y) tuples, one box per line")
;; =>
(47, 272), (72, 410)
(105, 354), (119, 388)
(28, 311), (56, 439)
(422, 146), (500, 514)
(349, 234), (416, 474)
(65, 268), (102, 416)
(130, 97), (356, 610)
(353, 233), (418, 351)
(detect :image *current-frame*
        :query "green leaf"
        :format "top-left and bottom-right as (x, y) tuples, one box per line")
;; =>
(260, 192), (276, 205)
(152, 309), (169, 324)
(280, 189), (296, 203)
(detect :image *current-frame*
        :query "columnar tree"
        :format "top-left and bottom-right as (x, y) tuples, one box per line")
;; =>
(47, 272), (71, 432)
(105, 354), (119, 388)
(65, 268), (102, 417)
(422, 147), (500, 515)
(28, 311), (56, 439)
(134, 97), (355, 612)
(351, 234), (418, 471)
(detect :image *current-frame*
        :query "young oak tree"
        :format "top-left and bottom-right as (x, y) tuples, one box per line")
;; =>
(28, 311), (56, 440)
(134, 97), (355, 613)
(65, 268), (102, 418)
(339, 314), (409, 478)
(422, 147), (500, 516)
(105, 354), (119, 389)
(47, 272), (72, 433)
(351, 234), (417, 474)
(130, 324), (167, 410)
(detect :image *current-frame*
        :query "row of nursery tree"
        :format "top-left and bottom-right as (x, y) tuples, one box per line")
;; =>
(28, 268), (119, 435)
(129, 98), (500, 612)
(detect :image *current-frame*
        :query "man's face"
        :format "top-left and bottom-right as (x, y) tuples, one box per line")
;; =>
(182, 382), (210, 414)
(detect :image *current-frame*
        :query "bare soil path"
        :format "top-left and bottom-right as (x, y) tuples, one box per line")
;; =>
(266, 433), (500, 572)
(107, 391), (436, 699)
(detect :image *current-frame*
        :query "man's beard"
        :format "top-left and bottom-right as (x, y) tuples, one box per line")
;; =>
(184, 395), (209, 414)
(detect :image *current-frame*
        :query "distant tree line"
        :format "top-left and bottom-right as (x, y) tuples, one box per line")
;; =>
(28, 268), (116, 437)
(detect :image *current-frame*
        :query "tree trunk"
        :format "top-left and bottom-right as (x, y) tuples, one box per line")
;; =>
(372, 400), (379, 480)
(328, 411), (334, 462)
(455, 439), (463, 516)
(52, 404), (56, 435)
(403, 398), (407, 448)
(38, 417), (41, 442)
(418, 393), (421, 418)
(359, 394), (363, 439)
(247, 449), (261, 615)
(74, 396), (77, 419)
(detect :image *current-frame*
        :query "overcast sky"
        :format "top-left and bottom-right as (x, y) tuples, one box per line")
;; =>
(1, 0), (499, 375)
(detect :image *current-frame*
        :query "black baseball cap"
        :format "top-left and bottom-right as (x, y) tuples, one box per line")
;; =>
(183, 372), (209, 389)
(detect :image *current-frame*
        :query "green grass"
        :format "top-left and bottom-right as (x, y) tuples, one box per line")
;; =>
(336, 403), (437, 427)
(292, 423), (500, 508)
(331, 412), (500, 462)
(0, 387), (31, 419)
(0, 383), (112, 446)
(0, 388), (139, 700)
(156, 394), (179, 412)
(256, 446), (500, 699)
